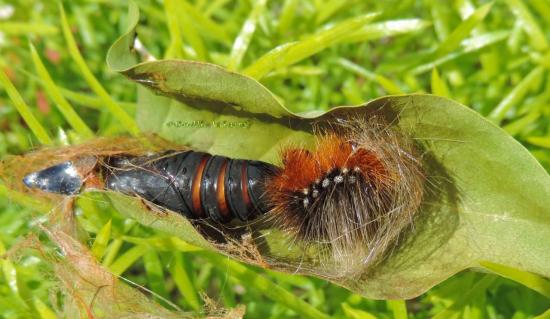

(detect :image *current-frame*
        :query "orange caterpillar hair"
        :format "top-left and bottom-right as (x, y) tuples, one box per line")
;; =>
(266, 117), (424, 275)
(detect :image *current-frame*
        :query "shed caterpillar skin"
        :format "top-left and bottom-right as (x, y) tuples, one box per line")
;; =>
(21, 117), (424, 271)
(268, 118), (424, 271)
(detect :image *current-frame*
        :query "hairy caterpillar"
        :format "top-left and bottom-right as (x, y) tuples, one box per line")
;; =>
(19, 116), (425, 271)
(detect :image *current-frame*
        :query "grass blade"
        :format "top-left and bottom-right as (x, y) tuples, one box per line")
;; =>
(109, 244), (149, 276)
(170, 252), (201, 310)
(13, 66), (137, 112)
(277, 0), (299, 35)
(435, 2), (493, 56)
(227, 0), (267, 70)
(1, 259), (37, 315)
(432, 275), (496, 319)
(178, 0), (231, 45)
(175, 2), (207, 61)
(410, 30), (509, 74)
(242, 42), (297, 79)
(480, 261), (550, 298)
(341, 303), (377, 319)
(0, 185), (52, 213)
(245, 12), (379, 79)
(60, 89), (137, 112)
(431, 68), (451, 97)
(121, 235), (202, 252)
(387, 300), (408, 319)
(0, 68), (52, 145)
(29, 43), (94, 139)
(0, 22), (58, 35)
(526, 136), (550, 149)
(203, 0), (231, 18)
(163, 0), (184, 59)
(430, 0), (451, 41)
(505, 0), (549, 51)
(59, 2), (140, 136)
(33, 298), (58, 319)
(143, 250), (168, 300)
(102, 238), (123, 267)
(455, 0), (476, 19)
(90, 219), (112, 260)
(489, 66), (544, 123)
(315, 0), (350, 25)
(533, 308), (550, 319)
(338, 58), (402, 94)
(503, 111), (540, 136)
(216, 256), (330, 319)
(342, 19), (431, 43)
(531, 0), (550, 19)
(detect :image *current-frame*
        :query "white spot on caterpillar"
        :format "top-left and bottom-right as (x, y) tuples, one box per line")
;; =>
(334, 175), (344, 183)
(303, 198), (309, 208)
(322, 178), (330, 188)
(312, 189), (319, 198)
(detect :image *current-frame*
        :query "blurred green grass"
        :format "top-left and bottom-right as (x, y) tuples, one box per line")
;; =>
(0, 0), (549, 318)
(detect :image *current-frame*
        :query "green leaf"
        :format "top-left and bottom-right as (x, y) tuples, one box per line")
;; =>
(107, 2), (550, 300)
(108, 192), (213, 250)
